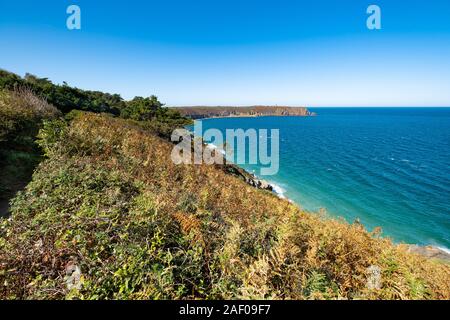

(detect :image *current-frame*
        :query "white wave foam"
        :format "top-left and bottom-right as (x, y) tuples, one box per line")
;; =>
(203, 145), (289, 201)
(269, 182), (286, 199)
(437, 246), (450, 255)
(206, 143), (226, 155)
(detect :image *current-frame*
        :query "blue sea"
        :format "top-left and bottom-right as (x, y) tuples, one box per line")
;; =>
(198, 108), (450, 251)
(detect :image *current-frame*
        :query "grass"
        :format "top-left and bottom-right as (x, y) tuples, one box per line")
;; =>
(0, 87), (60, 143)
(0, 88), (60, 208)
(0, 111), (449, 300)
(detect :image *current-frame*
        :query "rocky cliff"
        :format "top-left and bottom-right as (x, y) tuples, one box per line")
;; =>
(172, 106), (314, 119)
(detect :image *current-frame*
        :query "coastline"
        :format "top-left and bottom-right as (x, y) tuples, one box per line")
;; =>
(193, 114), (316, 121)
(234, 161), (450, 263)
(190, 120), (450, 263)
(173, 106), (315, 120)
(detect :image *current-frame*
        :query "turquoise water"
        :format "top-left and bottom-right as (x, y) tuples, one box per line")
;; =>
(198, 108), (450, 250)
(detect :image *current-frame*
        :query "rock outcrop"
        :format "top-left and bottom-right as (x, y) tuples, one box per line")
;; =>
(406, 245), (450, 262)
(172, 106), (314, 119)
(222, 164), (273, 192)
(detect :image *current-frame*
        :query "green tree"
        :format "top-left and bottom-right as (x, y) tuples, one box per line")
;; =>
(0, 70), (127, 115)
(121, 95), (163, 121)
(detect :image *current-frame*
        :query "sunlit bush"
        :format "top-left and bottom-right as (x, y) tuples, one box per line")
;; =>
(0, 88), (60, 199)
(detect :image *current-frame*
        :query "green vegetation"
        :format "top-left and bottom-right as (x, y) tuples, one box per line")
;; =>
(0, 69), (448, 300)
(0, 69), (190, 129)
(0, 88), (60, 204)
(120, 95), (163, 120)
(0, 70), (125, 114)
(0, 69), (190, 200)
(0, 68), (190, 216)
(1, 112), (449, 299)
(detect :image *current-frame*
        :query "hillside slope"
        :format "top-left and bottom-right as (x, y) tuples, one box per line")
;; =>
(172, 106), (313, 119)
(0, 88), (60, 216)
(0, 112), (449, 299)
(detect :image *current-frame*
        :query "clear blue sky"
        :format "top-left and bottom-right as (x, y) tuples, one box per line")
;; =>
(1, 0), (450, 106)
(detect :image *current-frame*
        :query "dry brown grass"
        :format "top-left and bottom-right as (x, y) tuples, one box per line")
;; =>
(1, 112), (449, 299)
(0, 87), (60, 142)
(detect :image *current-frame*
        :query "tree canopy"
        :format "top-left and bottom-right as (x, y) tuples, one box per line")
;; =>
(120, 95), (163, 121)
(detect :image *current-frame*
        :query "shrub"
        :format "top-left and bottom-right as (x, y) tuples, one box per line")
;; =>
(0, 88), (60, 144)
(0, 70), (126, 115)
(120, 96), (163, 121)
(0, 88), (60, 201)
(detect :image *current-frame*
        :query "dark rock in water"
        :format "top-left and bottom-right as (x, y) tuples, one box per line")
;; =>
(406, 245), (450, 262)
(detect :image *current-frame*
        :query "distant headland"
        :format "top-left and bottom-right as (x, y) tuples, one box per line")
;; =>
(171, 106), (315, 119)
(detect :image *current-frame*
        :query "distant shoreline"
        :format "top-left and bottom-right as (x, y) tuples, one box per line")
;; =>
(172, 105), (315, 119)
(191, 117), (450, 263)
(194, 114), (315, 121)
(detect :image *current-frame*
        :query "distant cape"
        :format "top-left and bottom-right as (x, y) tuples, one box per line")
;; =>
(171, 106), (315, 119)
